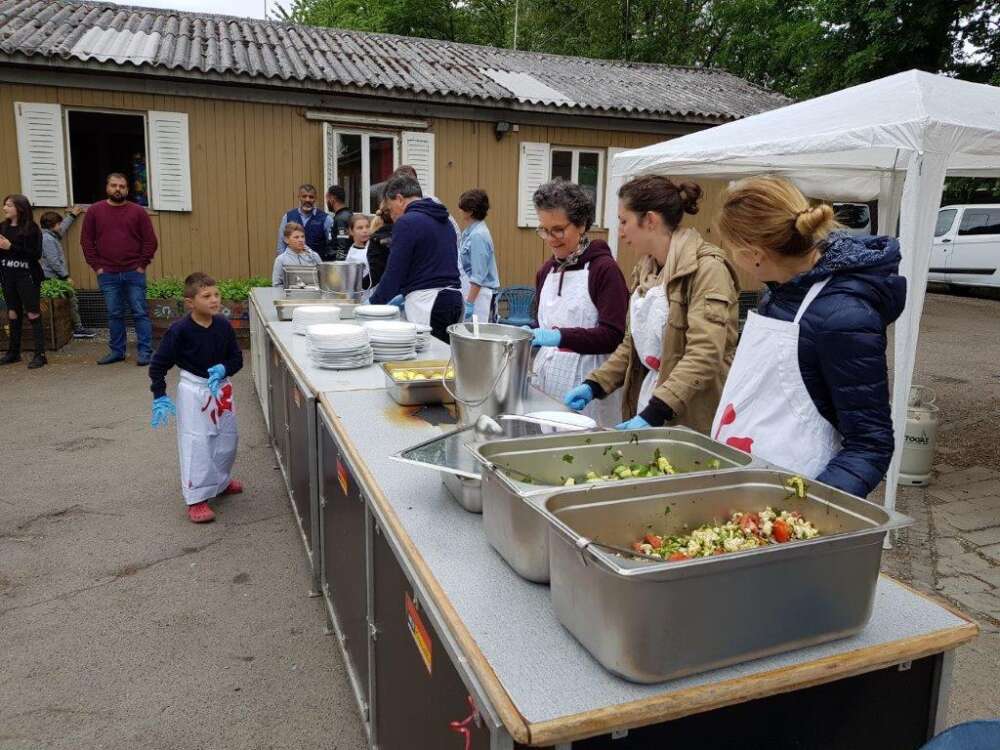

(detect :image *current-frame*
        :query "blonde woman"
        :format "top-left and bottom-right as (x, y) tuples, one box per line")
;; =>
(713, 176), (905, 497)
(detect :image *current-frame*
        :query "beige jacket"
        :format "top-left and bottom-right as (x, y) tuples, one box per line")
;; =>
(587, 229), (740, 435)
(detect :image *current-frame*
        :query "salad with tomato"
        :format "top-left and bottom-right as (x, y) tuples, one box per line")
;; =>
(631, 507), (820, 560)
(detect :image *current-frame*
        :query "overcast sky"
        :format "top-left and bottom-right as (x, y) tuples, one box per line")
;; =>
(107, 0), (268, 19)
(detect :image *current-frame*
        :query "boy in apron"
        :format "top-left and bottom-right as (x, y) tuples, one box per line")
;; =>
(148, 272), (245, 523)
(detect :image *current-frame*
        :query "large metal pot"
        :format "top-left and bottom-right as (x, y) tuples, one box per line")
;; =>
(445, 323), (532, 426)
(318, 261), (369, 297)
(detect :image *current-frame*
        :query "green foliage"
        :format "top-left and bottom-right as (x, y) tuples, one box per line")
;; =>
(40, 278), (76, 299)
(942, 178), (1000, 205)
(146, 277), (186, 300)
(271, 0), (999, 100)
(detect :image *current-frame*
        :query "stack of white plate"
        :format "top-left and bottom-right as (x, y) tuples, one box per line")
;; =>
(414, 324), (432, 351)
(305, 323), (373, 369)
(363, 320), (418, 361)
(355, 304), (401, 323)
(292, 305), (341, 335)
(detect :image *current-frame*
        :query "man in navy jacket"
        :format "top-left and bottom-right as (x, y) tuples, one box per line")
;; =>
(275, 184), (332, 258)
(370, 175), (462, 342)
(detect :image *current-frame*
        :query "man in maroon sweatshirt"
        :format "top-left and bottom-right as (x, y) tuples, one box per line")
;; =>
(81, 172), (159, 365)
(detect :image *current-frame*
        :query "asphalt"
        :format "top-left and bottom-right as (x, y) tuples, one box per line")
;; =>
(1, 290), (998, 748)
(0, 344), (367, 750)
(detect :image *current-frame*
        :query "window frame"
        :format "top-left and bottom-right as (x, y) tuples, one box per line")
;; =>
(957, 209), (1000, 237)
(549, 146), (605, 227)
(934, 208), (958, 238)
(330, 128), (400, 214)
(63, 107), (150, 207)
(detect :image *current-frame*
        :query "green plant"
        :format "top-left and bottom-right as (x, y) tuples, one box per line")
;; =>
(146, 277), (185, 300)
(40, 278), (75, 299)
(216, 276), (271, 301)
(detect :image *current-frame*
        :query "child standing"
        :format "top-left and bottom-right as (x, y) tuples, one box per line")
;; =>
(0, 194), (47, 369)
(272, 222), (322, 287)
(345, 213), (373, 301)
(149, 272), (244, 523)
(38, 208), (96, 338)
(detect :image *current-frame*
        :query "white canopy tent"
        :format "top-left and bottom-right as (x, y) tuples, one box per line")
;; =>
(609, 70), (1000, 514)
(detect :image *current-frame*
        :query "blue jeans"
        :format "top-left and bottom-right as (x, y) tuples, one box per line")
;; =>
(98, 271), (152, 359)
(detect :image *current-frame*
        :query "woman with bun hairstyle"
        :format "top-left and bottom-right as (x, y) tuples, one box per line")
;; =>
(565, 176), (739, 433)
(712, 176), (905, 498)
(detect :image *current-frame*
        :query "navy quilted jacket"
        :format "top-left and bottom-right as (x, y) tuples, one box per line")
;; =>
(758, 233), (906, 497)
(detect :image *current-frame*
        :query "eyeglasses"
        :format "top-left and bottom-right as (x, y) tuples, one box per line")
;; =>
(536, 224), (572, 240)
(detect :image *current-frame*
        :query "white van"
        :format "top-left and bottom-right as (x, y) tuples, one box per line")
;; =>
(928, 205), (1000, 290)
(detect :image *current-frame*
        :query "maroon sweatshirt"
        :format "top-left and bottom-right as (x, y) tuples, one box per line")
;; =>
(533, 239), (628, 355)
(80, 200), (158, 273)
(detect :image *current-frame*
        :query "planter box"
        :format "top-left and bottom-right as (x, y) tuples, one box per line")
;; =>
(0, 297), (73, 351)
(148, 297), (250, 343)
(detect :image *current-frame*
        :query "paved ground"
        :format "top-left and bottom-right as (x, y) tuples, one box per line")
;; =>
(0, 290), (997, 748)
(0, 344), (367, 749)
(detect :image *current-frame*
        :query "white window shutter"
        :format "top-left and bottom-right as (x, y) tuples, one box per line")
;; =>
(517, 142), (550, 227)
(604, 147), (628, 232)
(14, 102), (67, 207)
(401, 131), (435, 197)
(149, 111), (192, 212)
(323, 123), (335, 193)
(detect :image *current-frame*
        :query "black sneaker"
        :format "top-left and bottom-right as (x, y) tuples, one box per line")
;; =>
(73, 327), (97, 339)
(27, 354), (47, 369)
(97, 352), (126, 365)
(0, 351), (21, 365)
(136, 357), (151, 367)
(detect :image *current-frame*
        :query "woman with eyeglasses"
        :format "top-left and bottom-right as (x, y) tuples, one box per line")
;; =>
(528, 179), (629, 427)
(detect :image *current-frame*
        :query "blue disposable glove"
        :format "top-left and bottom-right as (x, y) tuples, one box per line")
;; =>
(530, 328), (561, 348)
(615, 415), (650, 431)
(388, 294), (405, 310)
(464, 300), (475, 320)
(563, 384), (594, 412)
(207, 364), (226, 398)
(151, 395), (177, 429)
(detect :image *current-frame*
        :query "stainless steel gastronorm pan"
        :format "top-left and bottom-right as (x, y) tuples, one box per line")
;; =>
(468, 428), (759, 584)
(543, 469), (913, 683)
(381, 361), (455, 406)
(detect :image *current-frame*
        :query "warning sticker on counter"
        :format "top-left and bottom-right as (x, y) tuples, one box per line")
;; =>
(405, 592), (432, 675)
(337, 459), (350, 496)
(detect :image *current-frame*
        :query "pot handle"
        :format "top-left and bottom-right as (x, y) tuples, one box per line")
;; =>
(442, 341), (514, 408)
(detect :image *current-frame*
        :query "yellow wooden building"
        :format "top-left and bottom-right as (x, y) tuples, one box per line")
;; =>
(0, 0), (786, 290)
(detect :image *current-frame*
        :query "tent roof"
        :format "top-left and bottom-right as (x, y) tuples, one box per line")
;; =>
(614, 70), (1000, 200)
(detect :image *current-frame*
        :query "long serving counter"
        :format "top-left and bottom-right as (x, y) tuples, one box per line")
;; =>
(248, 289), (978, 749)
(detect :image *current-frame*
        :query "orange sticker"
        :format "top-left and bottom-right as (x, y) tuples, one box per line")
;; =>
(336, 458), (349, 496)
(405, 592), (432, 675)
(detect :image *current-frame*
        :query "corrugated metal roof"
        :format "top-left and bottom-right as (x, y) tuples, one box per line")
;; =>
(0, 0), (790, 121)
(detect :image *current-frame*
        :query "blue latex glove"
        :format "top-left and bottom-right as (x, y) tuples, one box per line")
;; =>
(563, 384), (594, 412)
(207, 364), (226, 398)
(151, 395), (177, 429)
(388, 294), (405, 310)
(464, 300), (475, 320)
(530, 328), (561, 348)
(615, 415), (650, 431)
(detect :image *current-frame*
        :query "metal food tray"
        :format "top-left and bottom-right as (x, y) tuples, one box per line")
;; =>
(467, 428), (758, 583)
(382, 360), (455, 406)
(543, 469), (913, 683)
(274, 298), (360, 321)
(392, 417), (566, 513)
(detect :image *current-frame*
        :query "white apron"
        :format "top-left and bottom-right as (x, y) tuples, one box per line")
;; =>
(711, 278), (841, 479)
(469, 288), (493, 322)
(176, 369), (239, 505)
(345, 243), (373, 303)
(629, 284), (669, 414)
(533, 262), (622, 427)
(404, 287), (462, 327)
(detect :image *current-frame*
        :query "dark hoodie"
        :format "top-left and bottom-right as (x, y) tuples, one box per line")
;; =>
(533, 239), (629, 355)
(758, 232), (907, 497)
(370, 198), (460, 303)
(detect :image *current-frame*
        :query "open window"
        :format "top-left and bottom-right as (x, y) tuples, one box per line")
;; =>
(518, 143), (609, 228)
(67, 110), (149, 205)
(324, 127), (400, 214)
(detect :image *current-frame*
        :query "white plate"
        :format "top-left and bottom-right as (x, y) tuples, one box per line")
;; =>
(524, 411), (597, 433)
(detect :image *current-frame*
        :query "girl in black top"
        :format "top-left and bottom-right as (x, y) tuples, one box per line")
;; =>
(0, 194), (46, 369)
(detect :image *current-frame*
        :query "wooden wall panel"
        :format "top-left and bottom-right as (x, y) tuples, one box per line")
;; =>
(0, 79), (756, 292)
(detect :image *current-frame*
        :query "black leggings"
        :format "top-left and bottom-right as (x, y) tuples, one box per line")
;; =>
(430, 288), (464, 344)
(2, 271), (44, 356)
